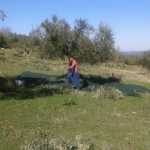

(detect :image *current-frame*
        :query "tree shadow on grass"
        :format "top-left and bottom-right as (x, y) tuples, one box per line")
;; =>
(81, 74), (150, 96)
(0, 74), (66, 100)
(80, 74), (121, 88)
(109, 83), (150, 96)
(0, 71), (149, 100)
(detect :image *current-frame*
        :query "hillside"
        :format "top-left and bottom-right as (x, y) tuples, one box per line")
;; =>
(0, 48), (150, 150)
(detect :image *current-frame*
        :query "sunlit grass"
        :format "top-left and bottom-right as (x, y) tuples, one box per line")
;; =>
(0, 48), (150, 149)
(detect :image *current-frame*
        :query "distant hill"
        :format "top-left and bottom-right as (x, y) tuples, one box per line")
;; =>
(121, 50), (150, 57)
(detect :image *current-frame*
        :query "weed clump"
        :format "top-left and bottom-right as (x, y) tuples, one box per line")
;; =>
(63, 98), (77, 106)
(93, 86), (124, 100)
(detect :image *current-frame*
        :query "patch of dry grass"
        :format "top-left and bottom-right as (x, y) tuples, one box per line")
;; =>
(21, 134), (94, 150)
(92, 86), (124, 100)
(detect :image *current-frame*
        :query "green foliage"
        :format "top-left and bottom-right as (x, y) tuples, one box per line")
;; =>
(94, 23), (115, 62)
(0, 33), (9, 48)
(0, 15), (119, 63)
(41, 16), (72, 58)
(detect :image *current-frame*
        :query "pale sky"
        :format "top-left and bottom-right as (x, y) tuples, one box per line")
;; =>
(0, 0), (150, 51)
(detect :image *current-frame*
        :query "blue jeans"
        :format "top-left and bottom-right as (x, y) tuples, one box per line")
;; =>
(67, 71), (80, 89)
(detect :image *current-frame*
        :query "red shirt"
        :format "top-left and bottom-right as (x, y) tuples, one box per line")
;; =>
(68, 58), (79, 73)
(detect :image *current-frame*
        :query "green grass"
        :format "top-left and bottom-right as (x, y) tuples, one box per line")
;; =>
(0, 49), (150, 149)
(0, 94), (150, 149)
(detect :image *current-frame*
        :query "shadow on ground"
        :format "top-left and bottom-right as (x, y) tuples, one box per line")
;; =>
(110, 83), (150, 96)
(81, 74), (150, 96)
(0, 71), (149, 100)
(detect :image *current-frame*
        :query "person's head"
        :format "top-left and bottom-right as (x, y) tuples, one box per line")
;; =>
(69, 57), (74, 62)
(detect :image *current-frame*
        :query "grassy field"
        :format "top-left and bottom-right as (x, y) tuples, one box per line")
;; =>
(0, 49), (150, 150)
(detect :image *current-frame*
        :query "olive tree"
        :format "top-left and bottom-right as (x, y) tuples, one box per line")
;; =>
(95, 23), (115, 62)
(41, 15), (72, 58)
(72, 18), (94, 61)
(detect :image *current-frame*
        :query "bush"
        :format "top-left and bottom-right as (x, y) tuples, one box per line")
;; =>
(141, 53), (150, 70)
(0, 33), (9, 48)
